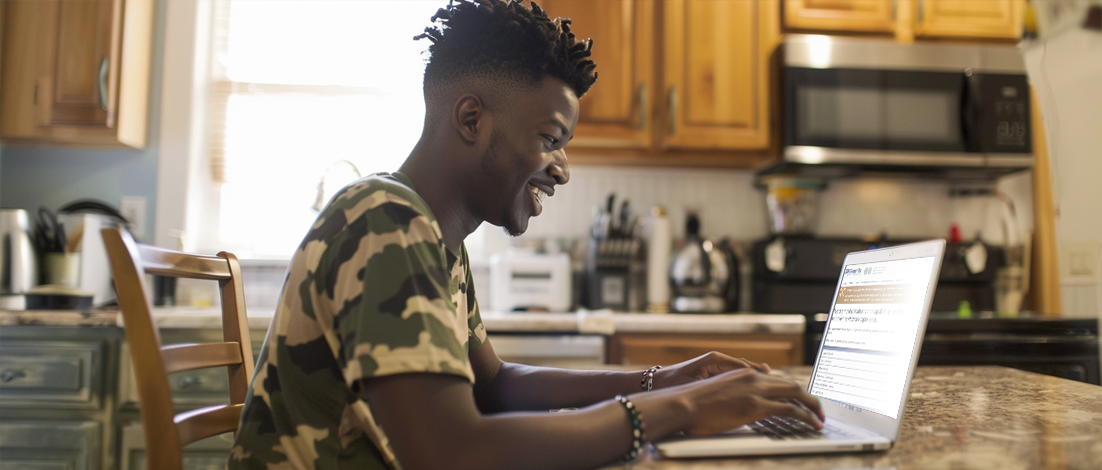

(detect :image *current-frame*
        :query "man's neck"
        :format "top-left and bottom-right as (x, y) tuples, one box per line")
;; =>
(399, 143), (481, 253)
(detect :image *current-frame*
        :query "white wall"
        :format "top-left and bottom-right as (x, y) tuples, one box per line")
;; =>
(1023, 27), (1102, 318)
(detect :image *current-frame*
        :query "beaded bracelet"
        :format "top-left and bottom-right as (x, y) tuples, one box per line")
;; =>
(614, 395), (645, 462)
(640, 365), (662, 392)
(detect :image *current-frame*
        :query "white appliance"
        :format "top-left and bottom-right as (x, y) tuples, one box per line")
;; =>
(57, 213), (122, 306)
(489, 250), (571, 312)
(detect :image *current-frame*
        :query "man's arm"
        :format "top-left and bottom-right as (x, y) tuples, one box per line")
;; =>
(469, 337), (771, 413)
(362, 366), (822, 470)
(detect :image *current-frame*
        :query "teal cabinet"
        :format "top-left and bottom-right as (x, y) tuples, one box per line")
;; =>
(0, 327), (121, 470)
(0, 420), (103, 470)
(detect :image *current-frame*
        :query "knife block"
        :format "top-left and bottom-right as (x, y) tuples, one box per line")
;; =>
(584, 236), (646, 311)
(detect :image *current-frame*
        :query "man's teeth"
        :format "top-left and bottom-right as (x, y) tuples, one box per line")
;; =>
(530, 185), (548, 203)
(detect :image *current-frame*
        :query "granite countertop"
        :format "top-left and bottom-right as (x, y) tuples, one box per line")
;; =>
(601, 366), (1102, 470)
(0, 308), (804, 334)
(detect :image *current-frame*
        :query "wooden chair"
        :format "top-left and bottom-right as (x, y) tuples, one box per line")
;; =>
(101, 227), (254, 470)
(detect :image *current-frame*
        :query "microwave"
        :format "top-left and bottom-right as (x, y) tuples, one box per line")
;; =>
(778, 35), (1033, 175)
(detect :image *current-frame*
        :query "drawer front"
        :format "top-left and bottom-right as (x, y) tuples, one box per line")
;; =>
(0, 340), (104, 409)
(0, 420), (102, 470)
(120, 421), (232, 470)
(120, 330), (266, 409)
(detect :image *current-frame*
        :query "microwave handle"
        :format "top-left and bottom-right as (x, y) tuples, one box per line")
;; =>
(961, 72), (982, 152)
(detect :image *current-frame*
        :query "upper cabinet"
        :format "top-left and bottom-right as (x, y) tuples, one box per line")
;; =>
(915, 0), (1022, 39)
(663, 0), (779, 151)
(547, 0), (780, 165)
(784, 0), (896, 33)
(536, 0), (656, 149)
(783, 0), (1023, 41)
(1, 0), (155, 148)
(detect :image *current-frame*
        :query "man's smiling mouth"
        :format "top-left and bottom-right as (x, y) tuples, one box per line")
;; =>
(529, 183), (549, 203)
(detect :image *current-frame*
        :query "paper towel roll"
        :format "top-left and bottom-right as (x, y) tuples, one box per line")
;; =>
(646, 206), (671, 313)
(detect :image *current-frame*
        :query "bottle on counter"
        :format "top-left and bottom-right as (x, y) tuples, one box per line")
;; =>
(646, 206), (671, 313)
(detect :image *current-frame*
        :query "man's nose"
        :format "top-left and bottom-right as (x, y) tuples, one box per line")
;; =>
(549, 149), (570, 185)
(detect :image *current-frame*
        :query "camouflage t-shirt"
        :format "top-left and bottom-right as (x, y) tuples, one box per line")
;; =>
(229, 172), (488, 470)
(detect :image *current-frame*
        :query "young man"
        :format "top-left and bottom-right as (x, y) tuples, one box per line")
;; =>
(230, 1), (823, 469)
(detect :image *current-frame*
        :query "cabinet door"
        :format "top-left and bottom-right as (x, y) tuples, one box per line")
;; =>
(783, 0), (896, 33)
(608, 333), (804, 367)
(915, 0), (1021, 39)
(39, 0), (121, 128)
(0, 0), (153, 148)
(537, 0), (656, 149)
(662, 0), (779, 151)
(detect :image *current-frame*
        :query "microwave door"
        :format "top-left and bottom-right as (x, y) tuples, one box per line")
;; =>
(785, 67), (969, 157)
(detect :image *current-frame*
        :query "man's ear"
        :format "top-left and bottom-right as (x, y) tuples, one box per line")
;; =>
(453, 93), (485, 145)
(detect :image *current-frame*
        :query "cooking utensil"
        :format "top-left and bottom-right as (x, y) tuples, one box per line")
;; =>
(34, 207), (66, 253)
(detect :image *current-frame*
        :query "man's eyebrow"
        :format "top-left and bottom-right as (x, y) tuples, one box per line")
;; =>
(547, 119), (568, 136)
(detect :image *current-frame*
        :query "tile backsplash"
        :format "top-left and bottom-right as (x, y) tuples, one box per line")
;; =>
(475, 165), (1034, 256)
(226, 165), (1036, 311)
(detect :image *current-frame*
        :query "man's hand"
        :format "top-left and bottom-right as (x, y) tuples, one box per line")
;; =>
(653, 352), (771, 390)
(672, 368), (824, 435)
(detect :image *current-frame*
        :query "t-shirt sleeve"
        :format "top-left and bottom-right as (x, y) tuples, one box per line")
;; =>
(338, 192), (474, 387)
(463, 245), (488, 351)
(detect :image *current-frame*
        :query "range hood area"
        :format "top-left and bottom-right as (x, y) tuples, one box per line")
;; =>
(759, 34), (1035, 182)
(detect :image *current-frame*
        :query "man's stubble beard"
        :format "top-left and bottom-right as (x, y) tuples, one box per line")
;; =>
(479, 131), (525, 238)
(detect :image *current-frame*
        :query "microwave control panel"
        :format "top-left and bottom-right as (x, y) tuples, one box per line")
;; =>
(976, 74), (1032, 153)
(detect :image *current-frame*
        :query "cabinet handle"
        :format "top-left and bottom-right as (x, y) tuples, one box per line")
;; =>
(0, 369), (27, 383)
(98, 56), (109, 111)
(917, 0), (924, 24)
(891, 0), (897, 21)
(636, 82), (647, 130)
(176, 376), (203, 389)
(667, 86), (678, 135)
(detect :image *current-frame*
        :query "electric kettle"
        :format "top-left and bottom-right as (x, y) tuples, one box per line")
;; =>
(1, 209), (39, 308)
(669, 214), (740, 313)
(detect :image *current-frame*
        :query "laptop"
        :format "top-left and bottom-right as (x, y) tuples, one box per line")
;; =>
(656, 239), (946, 458)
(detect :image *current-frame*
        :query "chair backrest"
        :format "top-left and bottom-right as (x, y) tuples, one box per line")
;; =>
(101, 227), (254, 470)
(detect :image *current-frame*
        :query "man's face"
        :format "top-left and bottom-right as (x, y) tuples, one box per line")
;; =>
(475, 78), (579, 236)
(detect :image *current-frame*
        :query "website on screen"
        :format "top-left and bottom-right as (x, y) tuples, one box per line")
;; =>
(809, 256), (936, 418)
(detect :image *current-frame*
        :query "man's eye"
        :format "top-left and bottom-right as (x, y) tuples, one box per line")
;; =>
(543, 135), (559, 145)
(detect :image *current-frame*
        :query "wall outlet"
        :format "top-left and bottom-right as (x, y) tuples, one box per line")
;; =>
(120, 196), (147, 240)
(1061, 240), (1102, 281)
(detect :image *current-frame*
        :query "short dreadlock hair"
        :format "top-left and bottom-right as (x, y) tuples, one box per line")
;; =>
(414, 0), (597, 106)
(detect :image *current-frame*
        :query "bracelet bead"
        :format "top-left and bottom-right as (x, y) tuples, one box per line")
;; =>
(615, 395), (646, 462)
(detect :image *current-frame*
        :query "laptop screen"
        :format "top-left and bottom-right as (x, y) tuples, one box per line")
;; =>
(808, 255), (937, 419)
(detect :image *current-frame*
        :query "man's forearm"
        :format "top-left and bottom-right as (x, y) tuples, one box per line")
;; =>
(475, 361), (645, 413)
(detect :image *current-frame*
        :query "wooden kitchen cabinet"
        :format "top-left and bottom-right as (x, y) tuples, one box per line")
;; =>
(783, 0), (897, 34)
(607, 332), (804, 367)
(536, 0), (656, 149)
(0, 0), (154, 148)
(783, 0), (1023, 41)
(536, 0), (779, 165)
(915, 0), (1023, 40)
(662, 0), (779, 151)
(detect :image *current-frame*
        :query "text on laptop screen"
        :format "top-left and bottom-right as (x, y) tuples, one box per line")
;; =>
(809, 256), (936, 419)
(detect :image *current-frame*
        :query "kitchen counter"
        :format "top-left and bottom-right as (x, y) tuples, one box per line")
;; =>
(603, 366), (1102, 470)
(0, 308), (805, 334)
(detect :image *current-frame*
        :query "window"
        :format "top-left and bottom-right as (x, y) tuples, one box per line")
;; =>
(206, 0), (442, 258)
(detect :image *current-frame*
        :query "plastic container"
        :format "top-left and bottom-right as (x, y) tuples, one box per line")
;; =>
(762, 177), (824, 235)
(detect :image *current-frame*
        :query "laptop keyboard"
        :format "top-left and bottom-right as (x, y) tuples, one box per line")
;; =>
(748, 417), (858, 440)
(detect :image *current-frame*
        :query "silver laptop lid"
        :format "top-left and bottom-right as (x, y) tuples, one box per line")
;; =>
(808, 239), (945, 440)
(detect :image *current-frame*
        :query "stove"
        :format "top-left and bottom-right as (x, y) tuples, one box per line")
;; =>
(751, 236), (1004, 315)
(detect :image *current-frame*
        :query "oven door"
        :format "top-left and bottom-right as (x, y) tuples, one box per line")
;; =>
(784, 67), (974, 160)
